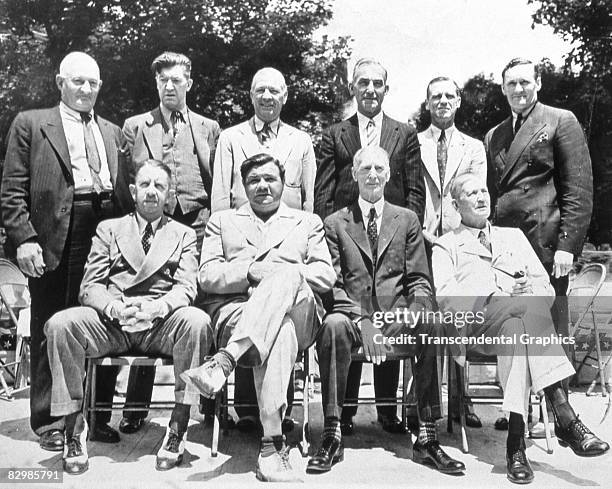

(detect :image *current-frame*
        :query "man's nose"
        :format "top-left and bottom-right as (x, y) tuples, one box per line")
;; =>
(165, 79), (174, 90)
(81, 81), (92, 93)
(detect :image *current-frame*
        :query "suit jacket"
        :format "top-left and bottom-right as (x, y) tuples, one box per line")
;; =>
(1, 106), (132, 271)
(314, 113), (426, 223)
(79, 213), (198, 314)
(432, 223), (554, 315)
(122, 107), (220, 213)
(324, 202), (432, 320)
(485, 102), (593, 267)
(418, 126), (486, 237)
(210, 118), (316, 213)
(199, 203), (335, 321)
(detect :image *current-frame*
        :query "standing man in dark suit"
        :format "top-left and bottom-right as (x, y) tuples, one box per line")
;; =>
(308, 146), (464, 475)
(1, 52), (132, 450)
(119, 52), (220, 434)
(314, 58), (427, 434)
(485, 57), (592, 336)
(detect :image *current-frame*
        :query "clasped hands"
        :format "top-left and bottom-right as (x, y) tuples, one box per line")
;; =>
(106, 297), (169, 333)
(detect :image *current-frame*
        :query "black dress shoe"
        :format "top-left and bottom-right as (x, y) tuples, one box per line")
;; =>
(306, 435), (344, 473)
(452, 413), (483, 428)
(340, 418), (354, 436)
(282, 417), (295, 434)
(413, 440), (465, 474)
(506, 445), (534, 484)
(236, 415), (261, 433)
(556, 418), (610, 457)
(40, 429), (64, 451)
(495, 416), (509, 431)
(377, 414), (406, 434)
(63, 427), (89, 475)
(90, 422), (120, 443)
(119, 417), (145, 434)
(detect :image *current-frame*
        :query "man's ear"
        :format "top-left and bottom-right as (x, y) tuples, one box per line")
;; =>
(55, 75), (64, 91)
(452, 199), (459, 212)
(351, 166), (358, 183)
(129, 183), (136, 202)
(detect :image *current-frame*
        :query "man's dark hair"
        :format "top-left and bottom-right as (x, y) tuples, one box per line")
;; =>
(240, 153), (285, 183)
(134, 159), (172, 184)
(501, 58), (541, 82)
(151, 52), (191, 77)
(426, 76), (461, 99)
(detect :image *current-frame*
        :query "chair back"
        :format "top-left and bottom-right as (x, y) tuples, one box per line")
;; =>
(0, 259), (30, 333)
(567, 263), (606, 337)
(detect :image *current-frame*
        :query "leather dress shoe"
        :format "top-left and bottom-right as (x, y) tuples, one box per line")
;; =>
(181, 355), (231, 398)
(413, 440), (465, 474)
(340, 418), (354, 436)
(119, 417), (146, 434)
(156, 427), (185, 471)
(556, 418), (610, 457)
(307, 435), (344, 473)
(40, 429), (64, 452)
(256, 435), (302, 482)
(452, 412), (482, 428)
(495, 416), (509, 431)
(63, 423), (89, 475)
(236, 415), (261, 433)
(282, 416), (295, 433)
(377, 414), (406, 434)
(89, 422), (120, 443)
(506, 442), (534, 484)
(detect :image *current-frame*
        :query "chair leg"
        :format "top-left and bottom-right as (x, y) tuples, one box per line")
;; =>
(592, 310), (607, 397)
(540, 395), (553, 454)
(457, 362), (468, 453)
(0, 369), (13, 400)
(301, 352), (310, 457)
(90, 362), (97, 436)
(211, 393), (221, 457)
(401, 358), (410, 432)
(446, 354), (453, 434)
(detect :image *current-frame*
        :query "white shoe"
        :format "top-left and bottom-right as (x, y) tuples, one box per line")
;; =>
(156, 427), (185, 471)
(256, 436), (303, 482)
(181, 356), (230, 398)
(63, 420), (89, 475)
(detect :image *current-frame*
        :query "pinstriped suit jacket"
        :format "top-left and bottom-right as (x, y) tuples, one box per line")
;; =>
(314, 113), (426, 223)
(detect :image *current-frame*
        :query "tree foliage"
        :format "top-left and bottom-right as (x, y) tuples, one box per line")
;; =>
(0, 0), (352, 152)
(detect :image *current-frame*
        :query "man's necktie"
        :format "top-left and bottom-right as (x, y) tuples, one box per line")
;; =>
(259, 122), (272, 147)
(478, 230), (491, 253)
(513, 113), (523, 137)
(170, 111), (184, 137)
(142, 223), (154, 254)
(437, 129), (448, 190)
(80, 112), (104, 193)
(366, 119), (376, 147)
(367, 207), (378, 262)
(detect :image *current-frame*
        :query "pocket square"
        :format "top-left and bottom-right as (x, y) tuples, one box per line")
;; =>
(536, 132), (549, 143)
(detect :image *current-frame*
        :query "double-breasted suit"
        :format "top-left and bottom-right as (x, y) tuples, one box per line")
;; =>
(1, 106), (131, 434)
(318, 202), (442, 421)
(314, 114), (426, 223)
(418, 126), (486, 238)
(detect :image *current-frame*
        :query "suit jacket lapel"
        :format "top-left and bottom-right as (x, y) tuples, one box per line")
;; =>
(489, 117), (513, 173)
(41, 107), (72, 180)
(238, 118), (265, 161)
(443, 130), (467, 193)
(231, 205), (262, 248)
(97, 116), (118, 186)
(255, 205), (302, 260)
(131, 216), (180, 286)
(457, 225), (491, 259)
(143, 108), (164, 161)
(188, 111), (213, 192)
(340, 115), (361, 157)
(116, 214), (146, 274)
(380, 114), (400, 157)
(421, 128), (441, 192)
(273, 121), (295, 164)
(346, 203), (373, 264)
(376, 202), (399, 263)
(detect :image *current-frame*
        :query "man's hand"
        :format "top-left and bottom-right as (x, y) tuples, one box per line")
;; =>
(360, 317), (386, 365)
(511, 271), (533, 296)
(132, 299), (169, 322)
(16, 241), (46, 277)
(247, 262), (282, 284)
(553, 250), (574, 278)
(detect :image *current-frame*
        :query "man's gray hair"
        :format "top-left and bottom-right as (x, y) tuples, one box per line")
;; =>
(353, 146), (390, 168)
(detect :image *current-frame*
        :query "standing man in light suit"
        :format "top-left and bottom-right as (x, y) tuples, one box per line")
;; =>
(1, 52), (132, 451)
(314, 57), (427, 435)
(120, 52), (220, 433)
(418, 76), (486, 429)
(210, 67), (316, 431)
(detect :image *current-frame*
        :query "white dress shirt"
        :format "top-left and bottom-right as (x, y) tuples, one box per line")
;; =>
(358, 196), (384, 234)
(357, 111), (383, 148)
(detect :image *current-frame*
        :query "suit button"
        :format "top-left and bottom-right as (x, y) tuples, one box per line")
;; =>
(366, 286), (372, 291)
(60, 207), (67, 213)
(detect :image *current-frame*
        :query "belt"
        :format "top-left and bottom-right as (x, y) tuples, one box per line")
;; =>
(74, 191), (114, 202)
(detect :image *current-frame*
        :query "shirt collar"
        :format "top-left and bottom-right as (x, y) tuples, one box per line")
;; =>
(463, 221), (490, 240)
(160, 104), (188, 124)
(254, 116), (280, 136)
(358, 196), (385, 220)
(511, 100), (538, 125)
(356, 110), (384, 130)
(135, 213), (162, 235)
(245, 201), (287, 224)
(60, 101), (95, 122)
(430, 123), (455, 141)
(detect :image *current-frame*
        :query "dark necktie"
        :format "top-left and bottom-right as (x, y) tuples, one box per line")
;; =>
(142, 223), (154, 254)
(513, 113), (523, 137)
(437, 129), (448, 190)
(170, 111), (184, 137)
(366, 119), (376, 147)
(367, 207), (378, 263)
(80, 112), (104, 193)
(478, 230), (491, 253)
(259, 122), (272, 147)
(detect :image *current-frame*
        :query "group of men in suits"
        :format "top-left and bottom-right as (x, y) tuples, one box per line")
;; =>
(1, 47), (607, 484)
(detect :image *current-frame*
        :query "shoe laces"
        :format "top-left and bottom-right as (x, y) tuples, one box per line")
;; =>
(279, 444), (292, 471)
(510, 447), (527, 464)
(569, 418), (592, 439)
(66, 436), (83, 458)
(165, 430), (182, 453)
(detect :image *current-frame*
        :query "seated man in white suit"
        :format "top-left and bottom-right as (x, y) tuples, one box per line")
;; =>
(432, 173), (608, 485)
(183, 153), (335, 482)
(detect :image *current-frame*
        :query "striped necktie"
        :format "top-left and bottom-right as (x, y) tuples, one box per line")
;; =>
(366, 119), (376, 147)
(80, 112), (104, 193)
(437, 129), (447, 190)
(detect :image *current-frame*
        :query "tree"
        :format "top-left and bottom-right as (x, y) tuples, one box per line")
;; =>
(0, 0), (352, 153)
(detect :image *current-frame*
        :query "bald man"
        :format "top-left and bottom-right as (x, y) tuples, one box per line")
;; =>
(1, 52), (132, 450)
